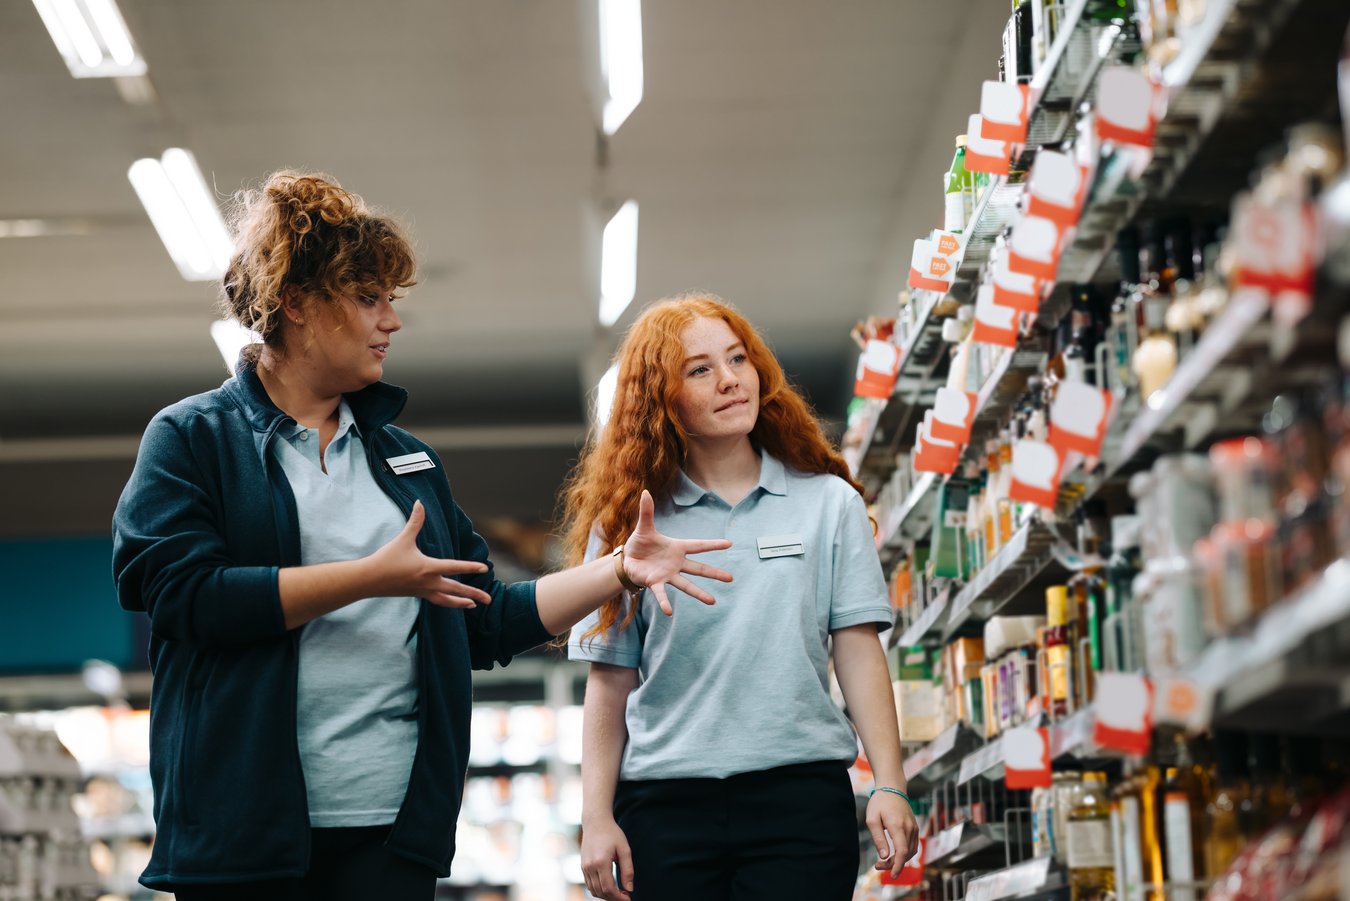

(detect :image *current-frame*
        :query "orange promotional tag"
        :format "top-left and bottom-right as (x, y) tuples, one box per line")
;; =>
(1025, 150), (1087, 228)
(965, 114), (1012, 176)
(1153, 675), (1214, 733)
(929, 387), (978, 444)
(854, 340), (902, 400)
(1048, 382), (1113, 458)
(1003, 726), (1052, 789)
(908, 239), (956, 293)
(980, 81), (1030, 144)
(991, 256), (1042, 314)
(1006, 215), (1064, 282)
(1008, 439), (1063, 509)
(1093, 671), (1153, 755)
(913, 421), (960, 474)
(1095, 66), (1163, 149)
(970, 283), (1019, 348)
(1229, 194), (1317, 296)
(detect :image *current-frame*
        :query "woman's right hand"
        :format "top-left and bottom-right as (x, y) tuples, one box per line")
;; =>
(368, 501), (493, 608)
(581, 816), (635, 901)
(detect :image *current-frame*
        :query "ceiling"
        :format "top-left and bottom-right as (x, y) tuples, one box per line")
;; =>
(0, 0), (1009, 540)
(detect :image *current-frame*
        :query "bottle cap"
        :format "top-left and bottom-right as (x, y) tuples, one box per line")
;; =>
(956, 134), (968, 148)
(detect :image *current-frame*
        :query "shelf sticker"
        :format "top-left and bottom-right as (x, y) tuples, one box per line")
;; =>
(1008, 439), (1062, 509)
(1048, 381), (1113, 458)
(991, 256), (1043, 314)
(1026, 150), (1088, 227)
(971, 283), (1019, 348)
(914, 418), (961, 474)
(1003, 725), (1051, 789)
(1153, 675), (1214, 733)
(909, 238), (957, 292)
(966, 113), (1012, 176)
(879, 838), (925, 887)
(934, 229), (966, 263)
(854, 339), (902, 400)
(1229, 193), (1317, 298)
(1006, 215), (1063, 282)
(1095, 66), (1163, 149)
(930, 387), (978, 444)
(980, 80), (1030, 144)
(1093, 671), (1153, 756)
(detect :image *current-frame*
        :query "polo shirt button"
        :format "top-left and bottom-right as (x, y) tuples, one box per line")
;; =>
(299, 430), (309, 441)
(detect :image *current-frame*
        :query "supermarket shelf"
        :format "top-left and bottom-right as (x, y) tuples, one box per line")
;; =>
(877, 473), (941, 568)
(895, 589), (951, 648)
(952, 179), (1027, 302)
(966, 857), (1068, 901)
(957, 734), (1006, 785)
(1181, 558), (1350, 732)
(943, 520), (1071, 641)
(903, 724), (985, 791)
(924, 821), (1013, 871)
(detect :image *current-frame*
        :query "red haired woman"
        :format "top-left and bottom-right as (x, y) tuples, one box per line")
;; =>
(564, 294), (919, 901)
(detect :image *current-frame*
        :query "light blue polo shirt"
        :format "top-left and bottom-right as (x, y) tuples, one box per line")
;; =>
(271, 399), (420, 827)
(568, 452), (893, 780)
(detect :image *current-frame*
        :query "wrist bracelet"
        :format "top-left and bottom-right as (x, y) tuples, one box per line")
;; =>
(870, 786), (914, 809)
(610, 545), (645, 593)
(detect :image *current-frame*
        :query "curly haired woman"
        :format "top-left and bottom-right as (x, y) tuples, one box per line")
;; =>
(564, 294), (919, 901)
(112, 172), (732, 901)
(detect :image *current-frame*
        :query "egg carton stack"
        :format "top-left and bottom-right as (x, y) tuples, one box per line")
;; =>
(0, 720), (98, 901)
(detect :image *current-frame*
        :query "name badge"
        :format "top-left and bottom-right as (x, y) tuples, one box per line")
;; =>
(757, 534), (805, 559)
(385, 451), (436, 475)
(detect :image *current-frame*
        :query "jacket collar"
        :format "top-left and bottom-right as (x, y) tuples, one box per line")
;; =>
(222, 355), (408, 435)
(672, 450), (788, 507)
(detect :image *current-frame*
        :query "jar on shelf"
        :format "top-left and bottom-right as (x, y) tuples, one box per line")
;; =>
(1209, 436), (1278, 525)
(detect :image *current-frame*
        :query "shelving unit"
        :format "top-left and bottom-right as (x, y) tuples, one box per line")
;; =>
(854, 1), (1350, 899)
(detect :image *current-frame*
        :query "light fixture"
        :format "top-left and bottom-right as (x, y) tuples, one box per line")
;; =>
(128, 148), (233, 282)
(31, 0), (147, 78)
(595, 364), (619, 429)
(598, 200), (639, 327)
(598, 0), (643, 135)
(210, 320), (261, 375)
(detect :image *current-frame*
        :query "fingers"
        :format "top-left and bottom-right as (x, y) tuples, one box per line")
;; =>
(636, 489), (654, 531)
(435, 558), (490, 576)
(617, 842), (635, 896)
(679, 559), (733, 583)
(651, 582), (674, 616)
(424, 579), (492, 608)
(401, 500), (425, 537)
(867, 815), (892, 871)
(677, 538), (733, 555)
(667, 575), (717, 606)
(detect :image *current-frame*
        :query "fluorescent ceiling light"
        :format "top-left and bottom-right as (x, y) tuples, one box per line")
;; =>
(598, 200), (639, 327)
(32, 0), (147, 78)
(210, 320), (261, 375)
(598, 0), (643, 135)
(595, 364), (619, 429)
(128, 148), (233, 282)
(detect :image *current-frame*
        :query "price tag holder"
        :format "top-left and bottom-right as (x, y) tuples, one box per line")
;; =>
(1025, 149), (1088, 227)
(1093, 671), (1153, 756)
(979, 80), (1031, 144)
(1048, 381), (1113, 458)
(1008, 439), (1063, 510)
(966, 113), (1012, 176)
(971, 283), (1019, 348)
(1096, 65), (1164, 149)
(854, 339), (902, 399)
(1003, 726), (1052, 789)
(991, 256), (1043, 314)
(1007, 215), (1064, 282)
(930, 387), (979, 444)
(909, 238), (957, 293)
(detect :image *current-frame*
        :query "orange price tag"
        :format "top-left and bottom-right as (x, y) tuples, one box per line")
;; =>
(1093, 672), (1153, 755)
(854, 340), (902, 399)
(1048, 382), (1113, 458)
(1003, 726), (1052, 789)
(1008, 439), (1063, 510)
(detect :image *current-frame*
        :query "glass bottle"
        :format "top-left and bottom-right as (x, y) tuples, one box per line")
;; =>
(1205, 732), (1252, 878)
(1163, 733), (1211, 901)
(1069, 772), (1117, 900)
(1045, 586), (1073, 718)
(945, 136), (974, 234)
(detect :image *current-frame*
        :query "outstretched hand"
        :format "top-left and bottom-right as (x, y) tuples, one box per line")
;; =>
(368, 501), (492, 608)
(620, 490), (733, 615)
(867, 791), (920, 879)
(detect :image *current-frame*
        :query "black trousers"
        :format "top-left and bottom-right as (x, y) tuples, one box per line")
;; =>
(170, 825), (437, 901)
(613, 760), (859, 901)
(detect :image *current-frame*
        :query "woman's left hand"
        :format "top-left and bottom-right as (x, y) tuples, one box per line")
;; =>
(867, 790), (920, 879)
(621, 490), (733, 616)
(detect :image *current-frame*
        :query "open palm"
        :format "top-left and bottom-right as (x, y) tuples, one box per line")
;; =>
(621, 490), (733, 615)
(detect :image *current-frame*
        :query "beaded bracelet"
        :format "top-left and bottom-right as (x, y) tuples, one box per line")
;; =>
(869, 786), (914, 809)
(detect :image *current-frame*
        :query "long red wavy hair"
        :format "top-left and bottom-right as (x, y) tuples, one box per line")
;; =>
(559, 293), (863, 642)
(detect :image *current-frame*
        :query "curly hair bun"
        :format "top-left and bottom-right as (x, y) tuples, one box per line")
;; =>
(265, 172), (358, 237)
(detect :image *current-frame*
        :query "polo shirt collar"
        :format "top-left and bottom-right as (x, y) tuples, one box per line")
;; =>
(672, 450), (788, 507)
